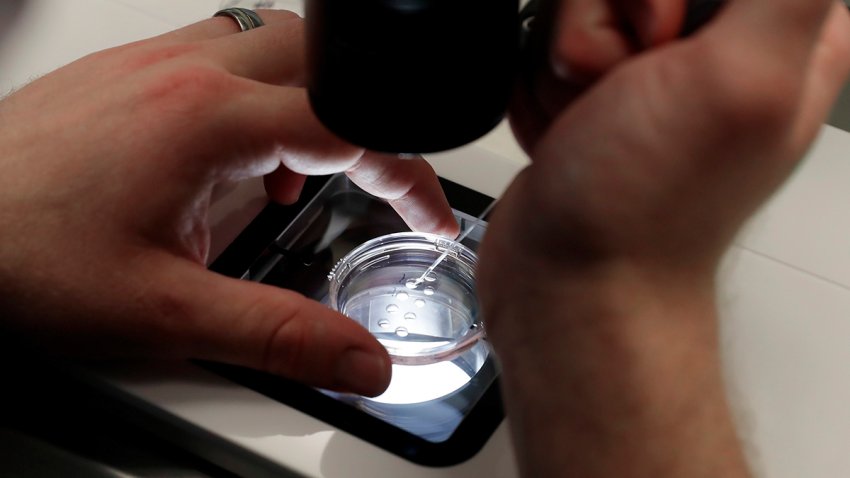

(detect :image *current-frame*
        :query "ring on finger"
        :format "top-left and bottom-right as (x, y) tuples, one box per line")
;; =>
(213, 7), (265, 32)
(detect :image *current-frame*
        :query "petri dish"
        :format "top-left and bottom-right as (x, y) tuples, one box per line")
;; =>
(328, 232), (484, 365)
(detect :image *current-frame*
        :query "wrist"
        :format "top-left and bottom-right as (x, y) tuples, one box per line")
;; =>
(481, 254), (718, 363)
(480, 258), (749, 477)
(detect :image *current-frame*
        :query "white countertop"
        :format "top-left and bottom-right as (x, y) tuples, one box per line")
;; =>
(2, 1), (850, 477)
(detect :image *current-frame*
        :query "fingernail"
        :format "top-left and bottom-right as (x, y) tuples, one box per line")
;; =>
(335, 349), (391, 396)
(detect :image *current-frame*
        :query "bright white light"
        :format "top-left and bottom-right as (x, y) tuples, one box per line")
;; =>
(368, 362), (472, 405)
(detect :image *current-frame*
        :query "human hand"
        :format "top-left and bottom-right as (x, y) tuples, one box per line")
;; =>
(486, 0), (850, 334)
(0, 10), (458, 397)
(479, 0), (850, 475)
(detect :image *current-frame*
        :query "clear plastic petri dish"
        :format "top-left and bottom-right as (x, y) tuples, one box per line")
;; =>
(328, 232), (484, 365)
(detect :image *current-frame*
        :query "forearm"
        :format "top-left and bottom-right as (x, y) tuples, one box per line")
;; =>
(487, 265), (750, 477)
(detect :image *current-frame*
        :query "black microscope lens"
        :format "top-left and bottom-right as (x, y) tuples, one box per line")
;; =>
(306, 0), (520, 154)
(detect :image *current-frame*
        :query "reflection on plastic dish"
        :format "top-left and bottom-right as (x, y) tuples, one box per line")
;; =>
(369, 362), (473, 405)
(328, 232), (484, 365)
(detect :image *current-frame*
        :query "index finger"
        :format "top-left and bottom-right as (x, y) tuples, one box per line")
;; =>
(152, 10), (308, 87)
(204, 12), (307, 86)
(346, 153), (460, 238)
(151, 9), (300, 43)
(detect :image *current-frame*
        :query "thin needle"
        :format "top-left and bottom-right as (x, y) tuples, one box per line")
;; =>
(412, 199), (498, 287)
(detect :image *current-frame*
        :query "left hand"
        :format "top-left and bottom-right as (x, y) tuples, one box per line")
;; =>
(0, 10), (457, 396)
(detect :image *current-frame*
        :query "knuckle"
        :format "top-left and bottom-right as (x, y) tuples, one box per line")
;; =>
(81, 42), (202, 79)
(141, 64), (237, 112)
(272, 9), (302, 22)
(119, 43), (203, 72)
(350, 154), (423, 200)
(138, 286), (197, 352)
(349, 156), (392, 189)
(260, 299), (312, 377)
(270, 92), (364, 173)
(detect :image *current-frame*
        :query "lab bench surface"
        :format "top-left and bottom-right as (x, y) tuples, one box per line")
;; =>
(2, 1), (850, 478)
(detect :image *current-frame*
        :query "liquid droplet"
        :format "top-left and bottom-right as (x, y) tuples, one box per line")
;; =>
(378, 319), (391, 328)
(404, 312), (416, 320)
(424, 274), (437, 282)
(405, 279), (418, 289)
(396, 291), (409, 301)
(424, 287), (435, 296)
(386, 304), (399, 313)
(414, 299), (426, 308)
(395, 327), (409, 337)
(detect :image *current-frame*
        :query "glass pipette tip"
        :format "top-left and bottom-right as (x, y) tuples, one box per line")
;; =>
(412, 198), (498, 287)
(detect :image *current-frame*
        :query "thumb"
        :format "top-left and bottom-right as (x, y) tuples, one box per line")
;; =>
(145, 255), (391, 397)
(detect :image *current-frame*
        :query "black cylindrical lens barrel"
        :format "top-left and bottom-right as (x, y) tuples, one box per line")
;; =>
(306, 0), (520, 154)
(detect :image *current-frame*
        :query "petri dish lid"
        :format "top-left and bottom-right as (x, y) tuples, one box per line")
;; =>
(328, 232), (484, 365)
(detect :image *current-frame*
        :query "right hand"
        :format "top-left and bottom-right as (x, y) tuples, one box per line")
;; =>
(479, 0), (850, 476)
(486, 0), (850, 339)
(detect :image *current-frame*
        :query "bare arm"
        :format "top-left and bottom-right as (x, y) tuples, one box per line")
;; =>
(481, 0), (850, 475)
(488, 255), (748, 476)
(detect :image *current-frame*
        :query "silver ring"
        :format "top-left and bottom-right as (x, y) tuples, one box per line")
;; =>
(213, 7), (265, 32)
